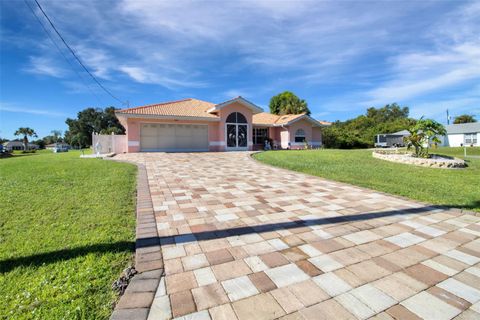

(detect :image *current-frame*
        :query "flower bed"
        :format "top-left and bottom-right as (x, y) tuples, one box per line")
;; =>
(372, 151), (466, 168)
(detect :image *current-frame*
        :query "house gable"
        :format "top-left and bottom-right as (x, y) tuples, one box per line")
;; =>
(279, 114), (324, 127)
(208, 96), (263, 114)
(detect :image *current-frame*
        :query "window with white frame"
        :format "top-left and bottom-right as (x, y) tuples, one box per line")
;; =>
(295, 129), (306, 143)
(464, 133), (477, 145)
(253, 128), (269, 144)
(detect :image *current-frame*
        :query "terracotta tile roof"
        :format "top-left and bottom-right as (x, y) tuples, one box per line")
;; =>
(118, 98), (328, 125)
(275, 113), (306, 125)
(252, 113), (306, 125)
(252, 112), (282, 125)
(117, 98), (218, 118)
(253, 112), (329, 127)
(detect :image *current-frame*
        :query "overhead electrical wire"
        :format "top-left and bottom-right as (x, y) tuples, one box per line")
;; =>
(32, 0), (126, 105)
(23, 0), (103, 106)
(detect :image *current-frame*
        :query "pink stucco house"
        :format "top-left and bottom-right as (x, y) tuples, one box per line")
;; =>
(115, 97), (328, 152)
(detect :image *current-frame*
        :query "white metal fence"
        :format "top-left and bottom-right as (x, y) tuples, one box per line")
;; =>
(92, 133), (127, 154)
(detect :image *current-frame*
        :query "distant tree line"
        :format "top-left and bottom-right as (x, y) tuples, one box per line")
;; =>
(2, 107), (125, 150)
(453, 114), (477, 124)
(322, 103), (416, 148)
(322, 110), (477, 149)
(4, 128), (64, 150)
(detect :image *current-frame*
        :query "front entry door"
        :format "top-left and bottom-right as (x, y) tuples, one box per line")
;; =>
(226, 124), (248, 150)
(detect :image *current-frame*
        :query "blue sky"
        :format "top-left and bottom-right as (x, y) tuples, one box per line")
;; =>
(1, 0), (479, 139)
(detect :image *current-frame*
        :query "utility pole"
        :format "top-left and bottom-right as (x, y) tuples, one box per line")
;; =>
(446, 109), (450, 125)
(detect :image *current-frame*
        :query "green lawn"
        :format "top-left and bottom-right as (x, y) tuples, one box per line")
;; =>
(0, 150), (137, 319)
(253, 147), (480, 212)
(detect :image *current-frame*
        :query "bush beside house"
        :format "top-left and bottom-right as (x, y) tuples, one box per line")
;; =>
(323, 103), (416, 148)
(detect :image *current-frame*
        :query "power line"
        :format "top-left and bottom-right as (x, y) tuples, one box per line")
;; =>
(32, 0), (126, 105)
(23, 0), (103, 106)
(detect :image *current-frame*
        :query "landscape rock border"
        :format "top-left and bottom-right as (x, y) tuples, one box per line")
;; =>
(372, 151), (466, 169)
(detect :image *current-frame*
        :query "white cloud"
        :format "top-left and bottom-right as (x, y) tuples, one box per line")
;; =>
(28, 0), (409, 87)
(118, 65), (207, 89)
(364, 42), (480, 105)
(24, 56), (66, 78)
(118, 66), (152, 83)
(0, 102), (68, 117)
(74, 46), (113, 80)
(8, 0), (480, 120)
(311, 111), (331, 120)
(222, 89), (249, 99)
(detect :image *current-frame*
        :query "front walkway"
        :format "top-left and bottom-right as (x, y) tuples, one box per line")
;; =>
(114, 152), (480, 320)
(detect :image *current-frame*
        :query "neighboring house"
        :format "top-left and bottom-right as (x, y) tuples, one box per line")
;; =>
(441, 122), (479, 147)
(115, 96), (327, 152)
(46, 142), (70, 153)
(3, 141), (39, 151)
(374, 130), (410, 147)
(46, 142), (71, 150)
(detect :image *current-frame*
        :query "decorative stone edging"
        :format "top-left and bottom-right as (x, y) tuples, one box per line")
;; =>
(372, 151), (466, 169)
(108, 161), (164, 320)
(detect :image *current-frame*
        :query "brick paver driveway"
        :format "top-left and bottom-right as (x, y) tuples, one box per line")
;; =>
(115, 152), (480, 320)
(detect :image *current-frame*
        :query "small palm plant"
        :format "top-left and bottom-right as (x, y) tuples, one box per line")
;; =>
(404, 118), (446, 158)
(14, 127), (37, 151)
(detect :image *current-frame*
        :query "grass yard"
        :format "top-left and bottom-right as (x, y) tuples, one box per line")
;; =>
(253, 147), (480, 212)
(0, 150), (137, 319)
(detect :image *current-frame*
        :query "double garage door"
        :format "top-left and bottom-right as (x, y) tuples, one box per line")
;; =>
(140, 123), (208, 152)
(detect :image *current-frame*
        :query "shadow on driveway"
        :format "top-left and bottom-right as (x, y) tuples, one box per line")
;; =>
(1, 205), (453, 273)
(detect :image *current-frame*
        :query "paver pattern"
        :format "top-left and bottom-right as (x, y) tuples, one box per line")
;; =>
(114, 152), (480, 320)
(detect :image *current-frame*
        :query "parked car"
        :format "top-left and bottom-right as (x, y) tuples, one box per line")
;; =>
(374, 130), (410, 148)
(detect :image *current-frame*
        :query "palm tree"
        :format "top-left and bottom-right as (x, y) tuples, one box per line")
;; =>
(51, 130), (62, 143)
(14, 127), (37, 151)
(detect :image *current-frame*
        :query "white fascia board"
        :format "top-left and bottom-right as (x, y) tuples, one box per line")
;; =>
(115, 113), (220, 122)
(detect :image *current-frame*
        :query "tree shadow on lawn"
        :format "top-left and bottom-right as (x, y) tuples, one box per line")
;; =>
(2, 204), (469, 273)
(448, 200), (480, 213)
(0, 241), (134, 273)
(0, 152), (41, 160)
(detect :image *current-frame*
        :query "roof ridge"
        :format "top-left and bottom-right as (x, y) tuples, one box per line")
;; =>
(119, 98), (194, 112)
(274, 112), (305, 124)
(272, 113), (282, 124)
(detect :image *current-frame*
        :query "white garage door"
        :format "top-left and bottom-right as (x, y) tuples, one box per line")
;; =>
(140, 123), (209, 152)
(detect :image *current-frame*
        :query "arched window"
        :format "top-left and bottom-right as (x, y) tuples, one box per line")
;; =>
(295, 129), (306, 143)
(226, 112), (247, 124)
